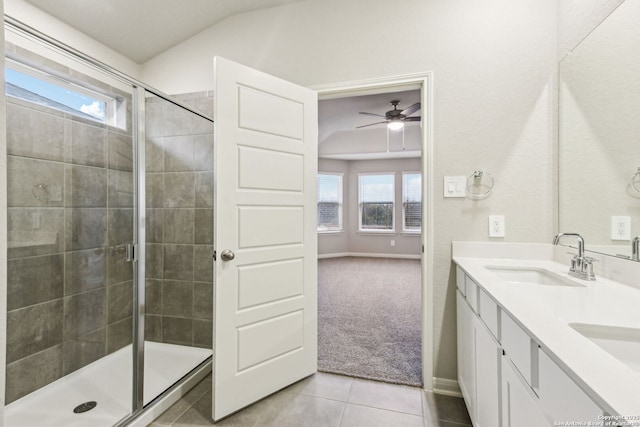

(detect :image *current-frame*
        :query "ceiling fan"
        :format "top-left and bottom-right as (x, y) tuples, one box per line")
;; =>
(357, 100), (421, 130)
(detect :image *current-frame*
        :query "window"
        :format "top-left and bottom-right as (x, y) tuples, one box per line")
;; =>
(359, 174), (395, 231)
(317, 173), (343, 232)
(5, 62), (118, 126)
(402, 173), (422, 233)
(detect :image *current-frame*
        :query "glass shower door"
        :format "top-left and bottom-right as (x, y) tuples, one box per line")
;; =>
(142, 91), (214, 405)
(4, 26), (136, 427)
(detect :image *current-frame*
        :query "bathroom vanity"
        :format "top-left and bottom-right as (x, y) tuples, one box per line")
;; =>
(453, 242), (640, 427)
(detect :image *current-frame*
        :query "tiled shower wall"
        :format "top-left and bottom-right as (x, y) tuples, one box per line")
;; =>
(5, 95), (134, 403)
(144, 92), (214, 349)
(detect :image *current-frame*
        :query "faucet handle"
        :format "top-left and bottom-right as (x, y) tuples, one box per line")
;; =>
(583, 256), (598, 263)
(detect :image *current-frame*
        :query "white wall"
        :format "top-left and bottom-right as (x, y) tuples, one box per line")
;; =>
(143, 0), (558, 382)
(4, 0), (142, 79)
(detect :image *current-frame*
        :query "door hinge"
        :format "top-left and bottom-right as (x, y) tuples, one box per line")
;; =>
(126, 243), (136, 262)
(212, 250), (217, 261)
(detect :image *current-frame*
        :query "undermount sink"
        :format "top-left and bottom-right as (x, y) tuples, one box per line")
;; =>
(569, 323), (640, 373)
(485, 266), (585, 287)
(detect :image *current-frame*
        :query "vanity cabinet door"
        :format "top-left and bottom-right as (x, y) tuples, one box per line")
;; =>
(501, 355), (550, 427)
(475, 315), (501, 427)
(457, 291), (476, 424)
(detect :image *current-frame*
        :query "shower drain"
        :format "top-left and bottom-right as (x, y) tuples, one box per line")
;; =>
(73, 401), (97, 414)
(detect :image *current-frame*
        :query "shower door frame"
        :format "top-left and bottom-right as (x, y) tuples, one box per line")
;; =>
(3, 16), (215, 427)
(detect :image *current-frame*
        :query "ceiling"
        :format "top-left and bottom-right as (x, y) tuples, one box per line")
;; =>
(319, 89), (422, 160)
(21, 0), (304, 63)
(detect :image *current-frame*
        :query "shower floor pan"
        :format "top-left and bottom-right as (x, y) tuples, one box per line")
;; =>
(5, 341), (212, 427)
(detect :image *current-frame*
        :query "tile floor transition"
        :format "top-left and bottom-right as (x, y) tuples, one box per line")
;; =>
(149, 372), (472, 427)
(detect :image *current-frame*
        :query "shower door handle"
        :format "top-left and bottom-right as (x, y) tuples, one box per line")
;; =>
(220, 249), (235, 262)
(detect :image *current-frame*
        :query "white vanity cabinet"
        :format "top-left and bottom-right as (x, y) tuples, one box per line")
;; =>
(455, 265), (606, 427)
(501, 355), (548, 427)
(456, 267), (501, 427)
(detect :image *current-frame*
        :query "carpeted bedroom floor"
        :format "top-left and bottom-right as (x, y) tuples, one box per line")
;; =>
(318, 257), (422, 387)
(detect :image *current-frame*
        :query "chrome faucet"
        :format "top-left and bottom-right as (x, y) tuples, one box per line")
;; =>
(553, 233), (596, 280)
(632, 236), (640, 261)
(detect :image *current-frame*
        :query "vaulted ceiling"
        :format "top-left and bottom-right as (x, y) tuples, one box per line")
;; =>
(20, 0), (304, 63)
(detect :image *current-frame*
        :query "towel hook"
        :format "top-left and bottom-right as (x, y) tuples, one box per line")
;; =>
(631, 167), (640, 194)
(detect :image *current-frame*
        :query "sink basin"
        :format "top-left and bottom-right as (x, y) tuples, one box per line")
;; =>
(569, 323), (640, 373)
(485, 266), (584, 287)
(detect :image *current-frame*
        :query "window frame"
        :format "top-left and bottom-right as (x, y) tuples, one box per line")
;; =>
(5, 59), (120, 127)
(358, 172), (396, 234)
(402, 171), (422, 234)
(317, 172), (344, 233)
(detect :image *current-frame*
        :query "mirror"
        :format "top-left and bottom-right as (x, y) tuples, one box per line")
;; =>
(559, 0), (640, 260)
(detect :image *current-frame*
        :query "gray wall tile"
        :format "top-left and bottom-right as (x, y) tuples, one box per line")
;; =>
(146, 279), (162, 314)
(162, 316), (192, 346)
(145, 314), (163, 342)
(8, 156), (65, 207)
(63, 288), (106, 339)
(71, 121), (107, 167)
(193, 281), (213, 319)
(193, 319), (212, 349)
(164, 135), (195, 172)
(7, 207), (65, 258)
(162, 280), (193, 318)
(164, 209), (194, 244)
(7, 254), (64, 310)
(164, 173), (195, 208)
(108, 280), (133, 323)
(193, 246), (213, 283)
(7, 299), (63, 363)
(107, 317), (133, 353)
(146, 174), (163, 208)
(62, 328), (106, 375)
(108, 169), (133, 208)
(64, 248), (107, 295)
(7, 102), (66, 162)
(146, 208), (164, 244)
(65, 208), (107, 250)
(163, 244), (194, 281)
(146, 243), (163, 279)
(108, 208), (133, 246)
(194, 209), (213, 245)
(107, 245), (134, 285)
(194, 134), (213, 172)
(65, 165), (107, 207)
(108, 131), (133, 172)
(195, 172), (213, 208)
(5, 345), (63, 404)
(145, 137), (164, 172)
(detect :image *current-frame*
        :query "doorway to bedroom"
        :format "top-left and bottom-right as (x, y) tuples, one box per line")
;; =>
(316, 84), (427, 387)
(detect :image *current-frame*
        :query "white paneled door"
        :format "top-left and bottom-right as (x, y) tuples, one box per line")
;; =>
(212, 57), (318, 421)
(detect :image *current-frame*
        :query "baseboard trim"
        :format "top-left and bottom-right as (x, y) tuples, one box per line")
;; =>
(431, 377), (462, 397)
(318, 252), (421, 260)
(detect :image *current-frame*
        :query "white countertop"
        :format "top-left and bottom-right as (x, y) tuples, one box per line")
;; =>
(453, 255), (640, 419)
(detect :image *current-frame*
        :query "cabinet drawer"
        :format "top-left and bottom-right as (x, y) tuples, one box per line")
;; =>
(538, 350), (602, 422)
(479, 288), (500, 342)
(456, 266), (466, 296)
(465, 276), (479, 313)
(502, 313), (535, 387)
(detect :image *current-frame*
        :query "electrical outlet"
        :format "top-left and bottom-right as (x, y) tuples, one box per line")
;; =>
(611, 216), (631, 240)
(489, 215), (505, 238)
(390, 240), (396, 247)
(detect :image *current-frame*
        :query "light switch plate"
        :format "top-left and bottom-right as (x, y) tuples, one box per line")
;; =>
(611, 216), (631, 240)
(443, 176), (466, 198)
(489, 215), (505, 238)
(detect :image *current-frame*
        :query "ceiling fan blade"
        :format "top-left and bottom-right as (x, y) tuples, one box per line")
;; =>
(356, 121), (387, 129)
(401, 102), (421, 117)
(359, 112), (386, 118)
(404, 116), (421, 122)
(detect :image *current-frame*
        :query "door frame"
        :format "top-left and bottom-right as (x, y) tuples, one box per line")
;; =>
(312, 72), (434, 390)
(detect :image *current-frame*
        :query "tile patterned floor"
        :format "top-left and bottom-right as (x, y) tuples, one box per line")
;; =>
(149, 372), (472, 427)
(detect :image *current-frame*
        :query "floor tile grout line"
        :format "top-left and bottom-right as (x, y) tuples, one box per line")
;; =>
(345, 401), (423, 418)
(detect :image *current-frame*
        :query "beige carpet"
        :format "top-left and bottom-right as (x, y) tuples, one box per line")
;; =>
(318, 257), (422, 386)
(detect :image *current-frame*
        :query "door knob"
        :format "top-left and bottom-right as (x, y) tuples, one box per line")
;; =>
(220, 249), (235, 261)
